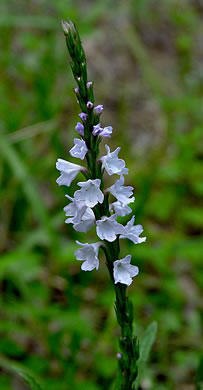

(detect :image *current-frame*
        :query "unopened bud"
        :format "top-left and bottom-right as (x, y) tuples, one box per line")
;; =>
(75, 122), (84, 136)
(87, 101), (94, 109)
(61, 19), (76, 36)
(94, 104), (103, 116)
(79, 112), (88, 121)
(74, 87), (79, 95)
(61, 20), (70, 35)
(87, 81), (93, 89)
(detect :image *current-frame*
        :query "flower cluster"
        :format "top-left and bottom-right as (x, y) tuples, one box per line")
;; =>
(56, 104), (146, 286)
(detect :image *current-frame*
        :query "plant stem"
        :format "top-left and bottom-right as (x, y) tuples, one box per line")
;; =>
(62, 19), (139, 389)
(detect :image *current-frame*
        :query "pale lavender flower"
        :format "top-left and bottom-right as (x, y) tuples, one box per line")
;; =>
(94, 105), (103, 116)
(110, 201), (132, 217)
(72, 207), (95, 232)
(79, 112), (88, 121)
(74, 87), (79, 95)
(64, 194), (86, 221)
(92, 124), (112, 138)
(75, 122), (84, 136)
(101, 145), (128, 176)
(56, 159), (83, 187)
(75, 240), (101, 271)
(70, 138), (88, 160)
(87, 101), (94, 109)
(113, 255), (139, 286)
(108, 175), (134, 205)
(96, 214), (125, 242)
(120, 216), (146, 244)
(74, 179), (104, 208)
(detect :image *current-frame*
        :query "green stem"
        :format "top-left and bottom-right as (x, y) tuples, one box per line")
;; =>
(62, 19), (139, 389)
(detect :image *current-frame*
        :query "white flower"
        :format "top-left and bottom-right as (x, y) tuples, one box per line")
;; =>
(110, 201), (132, 217)
(101, 145), (128, 176)
(96, 214), (125, 242)
(113, 255), (139, 286)
(120, 216), (146, 244)
(74, 179), (104, 208)
(75, 240), (101, 271)
(56, 158), (83, 187)
(73, 207), (95, 232)
(64, 197), (95, 232)
(108, 175), (134, 205)
(64, 195), (87, 224)
(70, 138), (88, 160)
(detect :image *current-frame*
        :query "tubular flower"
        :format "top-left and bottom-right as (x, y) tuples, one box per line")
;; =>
(72, 208), (95, 232)
(110, 201), (132, 217)
(74, 179), (104, 208)
(64, 194), (87, 224)
(120, 216), (146, 244)
(70, 138), (88, 160)
(113, 255), (139, 286)
(101, 145), (128, 176)
(75, 241), (101, 271)
(56, 159), (84, 187)
(96, 214), (125, 242)
(92, 124), (113, 137)
(107, 175), (135, 205)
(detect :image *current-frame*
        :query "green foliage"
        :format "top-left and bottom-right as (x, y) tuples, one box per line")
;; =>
(0, 355), (43, 390)
(134, 322), (157, 389)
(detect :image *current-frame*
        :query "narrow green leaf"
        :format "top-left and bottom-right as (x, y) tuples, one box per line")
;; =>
(134, 321), (157, 389)
(0, 131), (58, 251)
(0, 355), (43, 390)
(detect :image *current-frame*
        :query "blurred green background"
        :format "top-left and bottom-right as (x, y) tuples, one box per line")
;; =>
(0, 1), (202, 389)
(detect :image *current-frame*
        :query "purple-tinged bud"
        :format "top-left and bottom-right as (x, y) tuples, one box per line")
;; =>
(87, 101), (94, 109)
(75, 122), (84, 136)
(117, 353), (122, 359)
(87, 81), (93, 89)
(79, 112), (88, 121)
(94, 104), (103, 116)
(77, 77), (81, 82)
(74, 87), (79, 95)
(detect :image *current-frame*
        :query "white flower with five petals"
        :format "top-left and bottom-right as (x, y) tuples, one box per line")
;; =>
(75, 240), (101, 271)
(70, 138), (88, 160)
(108, 175), (134, 205)
(96, 214), (125, 242)
(101, 145), (128, 176)
(74, 179), (104, 208)
(120, 216), (146, 244)
(113, 255), (139, 286)
(56, 158), (84, 187)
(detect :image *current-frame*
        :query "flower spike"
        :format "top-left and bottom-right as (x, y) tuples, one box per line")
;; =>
(57, 19), (147, 388)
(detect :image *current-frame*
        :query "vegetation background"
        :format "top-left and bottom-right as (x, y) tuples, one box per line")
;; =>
(0, 0), (202, 389)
